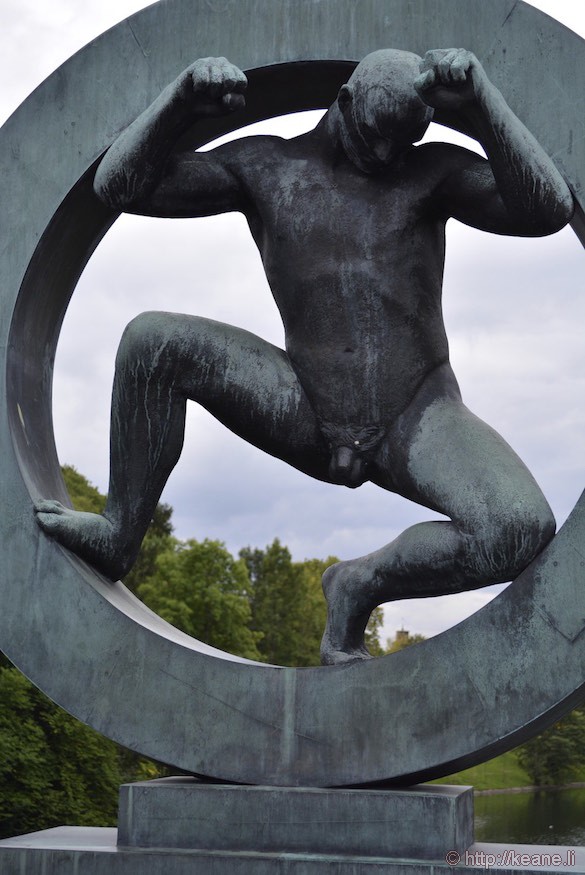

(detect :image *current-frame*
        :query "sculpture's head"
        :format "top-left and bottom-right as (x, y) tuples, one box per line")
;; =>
(336, 49), (434, 173)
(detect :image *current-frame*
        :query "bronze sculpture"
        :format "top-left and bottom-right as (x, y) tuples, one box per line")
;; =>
(35, 47), (574, 665)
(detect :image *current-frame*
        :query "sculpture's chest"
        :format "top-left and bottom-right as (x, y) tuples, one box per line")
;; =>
(248, 159), (428, 251)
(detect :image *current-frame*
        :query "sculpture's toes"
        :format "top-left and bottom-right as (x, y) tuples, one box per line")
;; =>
(34, 499), (68, 516)
(35, 511), (66, 534)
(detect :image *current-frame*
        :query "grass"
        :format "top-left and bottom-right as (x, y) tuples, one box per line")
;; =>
(432, 750), (532, 791)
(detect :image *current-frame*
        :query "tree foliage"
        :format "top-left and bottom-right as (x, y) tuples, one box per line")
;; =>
(56, 469), (386, 665)
(10, 449), (585, 839)
(241, 541), (385, 666)
(0, 667), (124, 838)
(123, 502), (174, 593)
(242, 540), (327, 666)
(61, 464), (106, 514)
(365, 607), (386, 657)
(386, 630), (427, 653)
(0, 466), (173, 839)
(516, 707), (585, 787)
(138, 538), (263, 660)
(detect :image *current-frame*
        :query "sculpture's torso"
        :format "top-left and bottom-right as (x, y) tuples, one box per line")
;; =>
(233, 132), (451, 440)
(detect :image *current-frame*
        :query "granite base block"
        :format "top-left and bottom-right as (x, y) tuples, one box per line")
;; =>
(2, 780), (581, 874)
(117, 778), (474, 858)
(0, 829), (584, 875)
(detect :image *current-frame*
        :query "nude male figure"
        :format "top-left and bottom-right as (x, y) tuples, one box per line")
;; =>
(35, 48), (574, 665)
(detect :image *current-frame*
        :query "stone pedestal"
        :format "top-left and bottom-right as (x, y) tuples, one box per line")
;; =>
(1, 780), (583, 874)
(117, 778), (473, 857)
(0, 780), (473, 873)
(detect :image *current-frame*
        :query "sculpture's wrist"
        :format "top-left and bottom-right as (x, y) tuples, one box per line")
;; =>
(457, 74), (505, 137)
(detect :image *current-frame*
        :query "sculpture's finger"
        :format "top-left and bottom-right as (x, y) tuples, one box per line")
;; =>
(422, 48), (447, 70)
(414, 68), (436, 93)
(449, 50), (471, 82)
(437, 49), (460, 83)
(221, 92), (246, 111)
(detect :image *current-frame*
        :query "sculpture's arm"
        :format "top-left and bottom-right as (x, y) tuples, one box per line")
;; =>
(93, 57), (248, 217)
(415, 49), (574, 235)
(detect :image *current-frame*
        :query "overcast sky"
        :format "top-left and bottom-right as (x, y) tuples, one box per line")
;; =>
(1, 0), (583, 646)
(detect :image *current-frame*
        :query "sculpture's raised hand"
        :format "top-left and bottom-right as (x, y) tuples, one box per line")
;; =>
(414, 48), (485, 112)
(173, 56), (247, 118)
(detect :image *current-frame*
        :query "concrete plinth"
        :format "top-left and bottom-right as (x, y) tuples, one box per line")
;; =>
(0, 780), (474, 872)
(117, 778), (473, 858)
(1, 829), (584, 874)
(1, 780), (583, 874)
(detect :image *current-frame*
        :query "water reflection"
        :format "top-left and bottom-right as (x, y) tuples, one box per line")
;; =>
(475, 789), (585, 845)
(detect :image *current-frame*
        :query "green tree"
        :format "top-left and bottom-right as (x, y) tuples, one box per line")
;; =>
(0, 465), (176, 839)
(365, 607), (386, 657)
(0, 667), (125, 839)
(386, 630), (427, 653)
(516, 707), (585, 786)
(241, 544), (385, 665)
(242, 540), (323, 665)
(242, 540), (301, 664)
(62, 464), (105, 514)
(138, 539), (263, 660)
(1, 464), (391, 840)
(295, 557), (331, 665)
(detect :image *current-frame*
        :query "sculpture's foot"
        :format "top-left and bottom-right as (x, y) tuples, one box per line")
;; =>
(34, 500), (131, 581)
(320, 561), (373, 666)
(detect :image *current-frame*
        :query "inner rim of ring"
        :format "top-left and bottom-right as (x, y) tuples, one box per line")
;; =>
(7, 57), (580, 669)
(3, 32), (585, 783)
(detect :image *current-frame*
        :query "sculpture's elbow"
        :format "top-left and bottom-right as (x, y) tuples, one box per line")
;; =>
(520, 189), (575, 237)
(93, 160), (121, 209)
(555, 188), (575, 230)
(93, 175), (117, 210)
(93, 165), (141, 213)
(545, 182), (575, 233)
(540, 184), (575, 234)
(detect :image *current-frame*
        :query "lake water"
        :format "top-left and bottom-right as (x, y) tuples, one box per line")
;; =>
(475, 789), (585, 845)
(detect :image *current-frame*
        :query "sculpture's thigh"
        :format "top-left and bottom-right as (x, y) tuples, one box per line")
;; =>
(374, 386), (555, 577)
(136, 311), (332, 481)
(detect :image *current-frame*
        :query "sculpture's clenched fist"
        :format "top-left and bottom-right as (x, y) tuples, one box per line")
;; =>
(414, 48), (486, 111)
(173, 56), (247, 117)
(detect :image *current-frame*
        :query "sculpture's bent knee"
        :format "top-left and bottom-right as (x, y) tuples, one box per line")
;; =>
(115, 310), (190, 377)
(117, 310), (168, 358)
(468, 498), (555, 584)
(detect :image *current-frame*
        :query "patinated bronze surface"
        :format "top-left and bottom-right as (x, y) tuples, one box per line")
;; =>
(2, 0), (584, 787)
(35, 48), (574, 665)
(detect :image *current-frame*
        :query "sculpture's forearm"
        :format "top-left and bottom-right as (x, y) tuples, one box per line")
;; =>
(93, 58), (247, 212)
(93, 84), (191, 210)
(465, 74), (574, 232)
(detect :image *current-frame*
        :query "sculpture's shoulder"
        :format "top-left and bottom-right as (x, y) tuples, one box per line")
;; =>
(214, 130), (322, 197)
(397, 142), (487, 203)
(215, 133), (291, 169)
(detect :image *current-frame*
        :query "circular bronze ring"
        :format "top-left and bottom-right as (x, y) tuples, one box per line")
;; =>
(1, 0), (584, 786)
